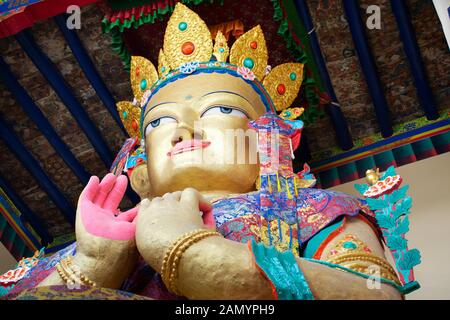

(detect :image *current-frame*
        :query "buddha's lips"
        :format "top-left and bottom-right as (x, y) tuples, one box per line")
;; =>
(167, 140), (211, 157)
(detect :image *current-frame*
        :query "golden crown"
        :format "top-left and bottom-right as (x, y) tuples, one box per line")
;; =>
(116, 3), (305, 140)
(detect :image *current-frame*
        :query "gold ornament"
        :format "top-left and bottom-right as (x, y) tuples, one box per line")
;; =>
(326, 234), (372, 258)
(365, 168), (381, 185)
(280, 107), (305, 120)
(230, 25), (268, 80)
(160, 229), (222, 295)
(116, 101), (141, 140)
(56, 256), (97, 287)
(158, 49), (171, 78)
(263, 63), (304, 111)
(163, 2), (213, 70)
(213, 30), (230, 62)
(130, 56), (158, 105)
(116, 4), (308, 140)
(295, 177), (316, 189)
(326, 251), (401, 285)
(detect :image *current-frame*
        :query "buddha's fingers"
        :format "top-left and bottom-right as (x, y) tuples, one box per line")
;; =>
(162, 191), (182, 201)
(179, 188), (201, 211)
(103, 175), (128, 211)
(139, 198), (151, 213)
(117, 207), (138, 222)
(93, 173), (117, 207)
(81, 176), (100, 202)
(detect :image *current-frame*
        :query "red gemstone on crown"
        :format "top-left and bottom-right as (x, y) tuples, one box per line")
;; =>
(131, 119), (138, 131)
(277, 84), (286, 95)
(181, 42), (195, 55)
(136, 67), (140, 76)
(250, 41), (258, 49)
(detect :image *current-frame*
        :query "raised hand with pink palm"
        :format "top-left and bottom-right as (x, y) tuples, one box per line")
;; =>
(40, 174), (140, 289)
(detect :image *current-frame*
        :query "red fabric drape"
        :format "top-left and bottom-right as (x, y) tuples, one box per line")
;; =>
(0, 0), (98, 38)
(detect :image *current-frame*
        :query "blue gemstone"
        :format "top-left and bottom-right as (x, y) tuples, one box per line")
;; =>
(343, 241), (357, 250)
(219, 48), (225, 53)
(243, 57), (254, 69)
(290, 72), (297, 80)
(178, 22), (188, 31)
(122, 111), (127, 119)
(140, 79), (147, 90)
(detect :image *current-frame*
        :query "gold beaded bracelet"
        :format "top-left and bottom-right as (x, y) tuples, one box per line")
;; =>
(56, 256), (97, 287)
(160, 229), (222, 295)
(56, 260), (76, 286)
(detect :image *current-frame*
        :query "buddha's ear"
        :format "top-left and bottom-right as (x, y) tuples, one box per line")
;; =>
(129, 164), (151, 200)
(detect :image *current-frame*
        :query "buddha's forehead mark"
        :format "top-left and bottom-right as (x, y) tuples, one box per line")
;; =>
(184, 94), (193, 101)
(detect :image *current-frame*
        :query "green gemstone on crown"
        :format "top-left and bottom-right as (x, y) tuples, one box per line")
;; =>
(178, 22), (188, 31)
(140, 79), (147, 91)
(290, 72), (297, 80)
(243, 57), (254, 69)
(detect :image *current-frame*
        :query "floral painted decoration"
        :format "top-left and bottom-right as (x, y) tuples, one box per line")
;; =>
(237, 66), (255, 81)
(124, 146), (147, 174)
(140, 90), (152, 107)
(363, 175), (402, 198)
(0, 248), (44, 288)
(179, 61), (200, 74)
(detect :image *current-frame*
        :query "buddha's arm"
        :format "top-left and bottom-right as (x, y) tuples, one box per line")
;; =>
(39, 174), (139, 289)
(148, 216), (401, 300)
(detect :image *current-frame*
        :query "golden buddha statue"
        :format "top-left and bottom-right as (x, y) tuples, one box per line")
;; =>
(1, 3), (420, 300)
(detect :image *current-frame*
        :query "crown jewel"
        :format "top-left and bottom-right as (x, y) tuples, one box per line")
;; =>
(117, 3), (304, 139)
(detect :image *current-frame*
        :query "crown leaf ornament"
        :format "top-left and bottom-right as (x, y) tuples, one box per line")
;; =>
(158, 49), (170, 78)
(213, 30), (230, 63)
(263, 63), (304, 112)
(117, 101), (142, 140)
(117, 2), (305, 140)
(130, 56), (158, 104)
(229, 25), (268, 80)
(163, 3), (213, 70)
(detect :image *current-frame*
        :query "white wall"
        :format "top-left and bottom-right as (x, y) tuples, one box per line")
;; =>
(332, 152), (450, 299)
(0, 242), (16, 274)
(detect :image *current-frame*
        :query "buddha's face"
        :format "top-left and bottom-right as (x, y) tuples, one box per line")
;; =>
(142, 72), (267, 196)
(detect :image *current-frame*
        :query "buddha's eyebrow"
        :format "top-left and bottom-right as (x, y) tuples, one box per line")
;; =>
(146, 101), (177, 114)
(201, 91), (251, 105)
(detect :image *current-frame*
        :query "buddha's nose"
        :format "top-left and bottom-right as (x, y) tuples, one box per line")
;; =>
(171, 123), (206, 146)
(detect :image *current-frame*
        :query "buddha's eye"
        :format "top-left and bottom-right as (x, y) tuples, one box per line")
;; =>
(201, 106), (248, 118)
(145, 117), (177, 135)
